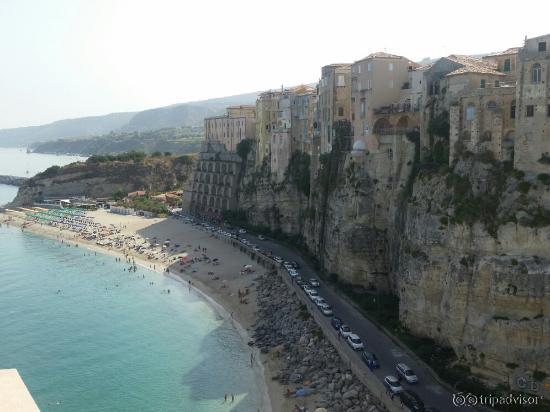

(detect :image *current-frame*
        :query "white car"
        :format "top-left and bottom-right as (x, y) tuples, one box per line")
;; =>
(238, 229), (247, 234)
(384, 375), (403, 394)
(347, 334), (364, 350)
(319, 303), (333, 316)
(258, 235), (265, 240)
(339, 324), (352, 338)
(309, 278), (320, 288)
(307, 289), (319, 299)
(396, 363), (418, 384)
(274, 256), (283, 264)
(312, 296), (326, 306)
(252, 246), (260, 252)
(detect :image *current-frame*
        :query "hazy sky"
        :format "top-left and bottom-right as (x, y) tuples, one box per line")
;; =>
(0, 0), (548, 129)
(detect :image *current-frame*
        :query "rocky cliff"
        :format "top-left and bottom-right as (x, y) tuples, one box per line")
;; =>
(234, 139), (549, 389)
(0, 175), (28, 186)
(10, 155), (194, 206)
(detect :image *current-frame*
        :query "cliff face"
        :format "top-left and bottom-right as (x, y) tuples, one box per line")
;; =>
(396, 158), (549, 383)
(10, 157), (193, 206)
(237, 141), (549, 386)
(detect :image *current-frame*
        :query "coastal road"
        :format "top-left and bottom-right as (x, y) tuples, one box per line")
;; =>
(239, 232), (470, 412)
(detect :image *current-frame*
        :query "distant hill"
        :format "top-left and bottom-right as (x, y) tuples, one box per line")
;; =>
(0, 91), (260, 147)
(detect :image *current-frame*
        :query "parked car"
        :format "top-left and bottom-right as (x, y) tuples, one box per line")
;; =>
(238, 229), (247, 234)
(328, 317), (341, 330)
(383, 376), (403, 394)
(319, 303), (333, 316)
(312, 296), (326, 306)
(258, 235), (265, 240)
(339, 324), (352, 338)
(361, 351), (380, 369)
(296, 279), (305, 287)
(347, 333), (364, 350)
(309, 278), (320, 287)
(397, 390), (424, 412)
(306, 289), (318, 299)
(290, 261), (300, 269)
(273, 256), (283, 264)
(396, 363), (418, 384)
(252, 246), (260, 252)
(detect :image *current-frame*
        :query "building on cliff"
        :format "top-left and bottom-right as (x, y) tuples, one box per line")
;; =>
(351, 52), (419, 151)
(317, 64), (352, 155)
(181, 141), (242, 219)
(204, 105), (256, 152)
(446, 48), (518, 163)
(515, 33), (550, 173)
(255, 90), (281, 166)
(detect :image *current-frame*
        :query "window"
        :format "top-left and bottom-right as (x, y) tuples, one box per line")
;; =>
(510, 100), (516, 119)
(388, 63), (394, 72)
(337, 74), (345, 87)
(539, 42), (547, 52)
(466, 105), (476, 121)
(388, 148), (393, 160)
(532, 63), (542, 83)
(547, 105), (550, 117)
(486, 101), (497, 109)
(360, 99), (366, 117)
(526, 105), (534, 117)
(357, 64), (361, 74)
(494, 80), (500, 87)
(503, 59), (511, 72)
(367, 62), (372, 71)
(480, 79), (486, 88)
(367, 79), (372, 89)
(338, 107), (344, 116)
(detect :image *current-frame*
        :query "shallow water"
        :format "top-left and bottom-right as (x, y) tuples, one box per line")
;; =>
(0, 225), (263, 411)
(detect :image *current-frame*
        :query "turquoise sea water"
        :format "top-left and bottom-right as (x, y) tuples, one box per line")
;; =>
(0, 226), (263, 411)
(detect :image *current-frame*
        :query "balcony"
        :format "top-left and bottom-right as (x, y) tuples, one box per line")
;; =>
(373, 102), (419, 115)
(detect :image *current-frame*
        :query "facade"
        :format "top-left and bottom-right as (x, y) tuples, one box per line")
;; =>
(351, 52), (418, 151)
(255, 90), (281, 166)
(181, 141), (242, 219)
(515, 34), (550, 173)
(317, 64), (352, 154)
(204, 105), (256, 152)
(448, 49), (518, 163)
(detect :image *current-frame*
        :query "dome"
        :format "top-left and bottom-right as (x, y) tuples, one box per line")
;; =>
(351, 140), (366, 155)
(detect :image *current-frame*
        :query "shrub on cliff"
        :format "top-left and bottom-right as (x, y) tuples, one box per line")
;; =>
(285, 151), (311, 196)
(236, 139), (253, 160)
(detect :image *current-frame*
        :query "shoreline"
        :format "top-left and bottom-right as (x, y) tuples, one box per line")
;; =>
(0, 211), (277, 411)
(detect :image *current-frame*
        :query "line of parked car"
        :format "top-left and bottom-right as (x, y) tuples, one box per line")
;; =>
(181, 216), (436, 412)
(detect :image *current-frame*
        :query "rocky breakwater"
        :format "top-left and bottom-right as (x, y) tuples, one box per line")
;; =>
(253, 271), (381, 412)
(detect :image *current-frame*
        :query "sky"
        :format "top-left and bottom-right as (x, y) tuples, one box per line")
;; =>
(0, 0), (548, 129)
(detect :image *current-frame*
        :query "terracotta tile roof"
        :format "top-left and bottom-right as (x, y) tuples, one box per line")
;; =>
(288, 84), (316, 94)
(445, 54), (505, 77)
(358, 51), (405, 61)
(484, 47), (520, 57)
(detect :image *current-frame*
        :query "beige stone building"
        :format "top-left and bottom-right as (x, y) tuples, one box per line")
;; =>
(351, 52), (419, 151)
(515, 34), (550, 173)
(317, 64), (352, 154)
(448, 49), (518, 163)
(255, 90), (281, 166)
(204, 105), (256, 152)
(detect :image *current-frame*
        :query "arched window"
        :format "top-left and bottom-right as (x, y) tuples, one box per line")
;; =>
(532, 63), (542, 84)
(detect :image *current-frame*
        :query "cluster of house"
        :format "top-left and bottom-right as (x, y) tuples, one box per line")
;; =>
(185, 33), (550, 217)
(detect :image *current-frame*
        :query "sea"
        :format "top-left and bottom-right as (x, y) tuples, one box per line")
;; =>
(0, 148), (264, 411)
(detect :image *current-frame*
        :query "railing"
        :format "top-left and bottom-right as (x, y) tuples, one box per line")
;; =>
(374, 102), (419, 115)
(374, 127), (419, 136)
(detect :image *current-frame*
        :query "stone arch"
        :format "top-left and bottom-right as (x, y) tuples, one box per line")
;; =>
(201, 195), (207, 206)
(205, 174), (211, 184)
(222, 164), (227, 173)
(201, 163), (207, 172)
(208, 197), (215, 207)
(207, 162), (213, 172)
(216, 198), (222, 209)
(373, 118), (392, 134)
(502, 130), (515, 162)
(198, 184), (203, 193)
(396, 116), (409, 129)
(222, 198), (229, 210)
(224, 187), (230, 197)
(215, 163), (220, 172)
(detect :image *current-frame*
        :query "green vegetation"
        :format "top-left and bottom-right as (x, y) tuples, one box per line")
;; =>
(236, 138), (254, 160)
(122, 195), (169, 215)
(87, 151), (147, 164)
(31, 128), (203, 156)
(426, 111), (450, 167)
(285, 151), (311, 196)
(538, 153), (550, 164)
(533, 370), (547, 382)
(37, 165), (62, 178)
(537, 173), (550, 185)
(516, 181), (531, 194)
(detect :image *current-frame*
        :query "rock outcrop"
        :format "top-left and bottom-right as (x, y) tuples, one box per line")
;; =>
(0, 175), (28, 186)
(10, 156), (193, 206)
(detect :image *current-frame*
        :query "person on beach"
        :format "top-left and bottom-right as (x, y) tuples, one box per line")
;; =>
(223, 394), (227, 403)
(231, 394), (234, 403)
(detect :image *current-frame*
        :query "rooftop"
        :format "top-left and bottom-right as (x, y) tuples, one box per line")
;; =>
(483, 47), (520, 57)
(445, 54), (505, 77)
(356, 51), (405, 62)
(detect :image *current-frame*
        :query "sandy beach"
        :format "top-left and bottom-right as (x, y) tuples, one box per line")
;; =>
(1, 209), (321, 412)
